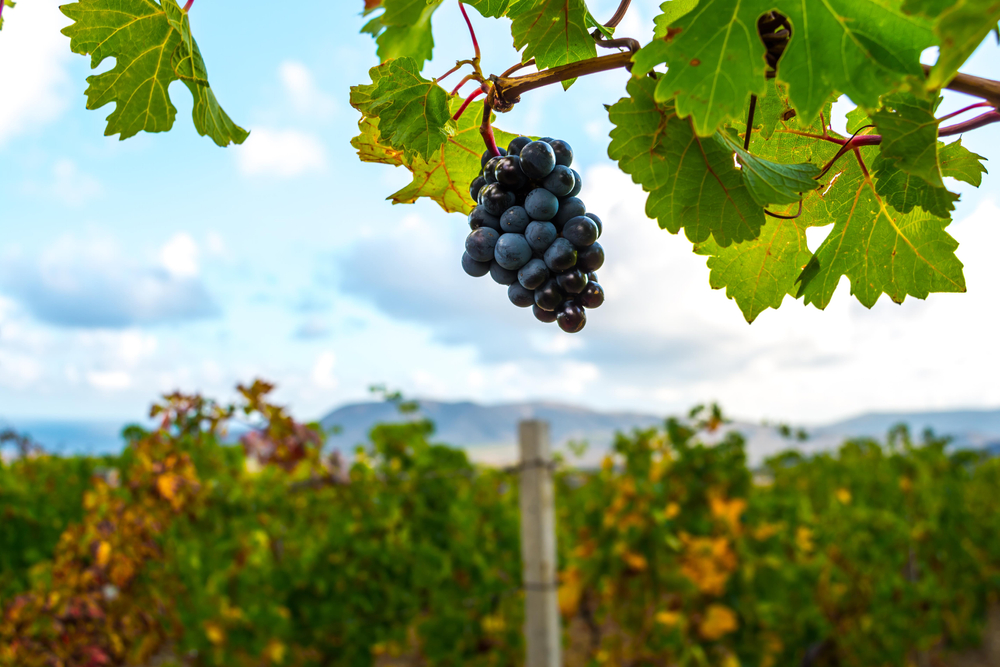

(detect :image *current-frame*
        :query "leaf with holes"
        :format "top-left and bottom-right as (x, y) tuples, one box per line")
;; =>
(508, 0), (597, 72)
(608, 76), (763, 247)
(60, 0), (246, 145)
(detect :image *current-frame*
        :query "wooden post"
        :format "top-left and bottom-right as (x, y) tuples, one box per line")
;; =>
(518, 420), (561, 667)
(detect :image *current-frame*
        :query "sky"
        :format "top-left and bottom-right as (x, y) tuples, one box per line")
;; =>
(0, 0), (998, 426)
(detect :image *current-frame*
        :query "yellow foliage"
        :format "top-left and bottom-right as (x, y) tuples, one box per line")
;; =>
(796, 526), (815, 553)
(698, 603), (738, 640)
(622, 552), (648, 572)
(265, 639), (287, 664)
(558, 567), (583, 617)
(752, 523), (781, 541)
(836, 488), (852, 504)
(680, 534), (737, 595)
(204, 621), (226, 645)
(665, 502), (681, 519)
(900, 477), (913, 492)
(721, 651), (741, 667)
(95, 541), (111, 568)
(482, 614), (506, 633)
(710, 495), (747, 533)
(655, 610), (682, 627)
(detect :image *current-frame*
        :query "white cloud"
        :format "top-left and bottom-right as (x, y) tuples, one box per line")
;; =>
(237, 128), (327, 177)
(160, 233), (200, 278)
(280, 61), (336, 118)
(87, 370), (132, 391)
(0, 0), (71, 147)
(311, 351), (338, 389)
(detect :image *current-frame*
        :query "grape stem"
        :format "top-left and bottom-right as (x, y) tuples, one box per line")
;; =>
(602, 0), (631, 28)
(785, 110), (1000, 152)
(480, 99), (501, 158)
(450, 73), (475, 96)
(183, 0), (193, 11)
(453, 87), (484, 121)
(458, 2), (481, 62)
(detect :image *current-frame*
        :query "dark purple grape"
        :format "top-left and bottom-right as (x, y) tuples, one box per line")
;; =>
(542, 166), (576, 197)
(490, 260), (518, 285)
(518, 258), (549, 290)
(533, 304), (558, 323)
(556, 268), (589, 294)
(483, 156), (503, 184)
(525, 221), (557, 252)
(577, 242), (605, 272)
(557, 301), (586, 333)
(470, 176), (487, 201)
(585, 211), (602, 237)
(500, 206), (530, 233)
(481, 148), (506, 169)
(563, 216), (599, 247)
(466, 227), (499, 262)
(508, 283), (535, 308)
(579, 281), (604, 308)
(539, 137), (555, 143)
(534, 278), (564, 311)
(519, 141), (557, 179)
(479, 183), (515, 216)
(548, 139), (573, 167)
(551, 197), (586, 228)
(507, 136), (532, 156)
(494, 233), (532, 270)
(525, 188), (559, 221)
(495, 155), (528, 189)
(469, 206), (501, 231)
(587, 271), (599, 283)
(568, 169), (583, 197)
(462, 251), (490, 278)
(543, 238), (577, 272)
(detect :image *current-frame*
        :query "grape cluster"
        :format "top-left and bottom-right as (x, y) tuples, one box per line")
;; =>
(462, 136), (605, 334)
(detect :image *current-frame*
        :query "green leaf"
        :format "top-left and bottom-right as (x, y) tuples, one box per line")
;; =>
(752, 80), (794, 140)
(846, 107), (872, 134)
(465, 0), (511, 18)
(357, 58), (451, 162)
(653, 0), (699, 38)
(352, 97), (518, 214)
(872, 137), (987, 217)
(365, 0), (444, 68)
(632, 40), (671, 76)
(717, 129), (822, 206)
(695, 216), (812, 322)
(608, 76), (764, 246)
(903, 0), (1000, 89)
(938, 137), (987, 186)
(651, 0), (770, 136)
(797, 148), (966, 308)
(60, 0), (247, 145)
(872, 93), (943, 187)
(508, 0), (597, 71)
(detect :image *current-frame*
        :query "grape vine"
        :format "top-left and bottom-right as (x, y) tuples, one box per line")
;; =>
(2, 0), (998, 323)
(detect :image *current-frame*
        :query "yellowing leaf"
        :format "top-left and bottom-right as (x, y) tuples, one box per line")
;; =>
(558, 567), (583, 616)
(204, 621), (225, 645)
(699, 603), (739, 640)
(95, 541), (111, 568)
(836, 488), (852, 504)
(265, 639), (286, 664)
(796, 526), (815, 553)
(656, 610), (683, 626)
(710, 495), (747, 533)
(665, 502), (681, 519)
(623, 552), (649, 572)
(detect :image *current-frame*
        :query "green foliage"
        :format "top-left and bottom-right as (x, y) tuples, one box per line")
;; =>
(60, 0), (247, 145)
(507, 0), (597, 72)
(363, 0), (444, 68)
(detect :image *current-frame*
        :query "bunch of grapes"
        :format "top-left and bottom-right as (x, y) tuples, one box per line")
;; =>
(462, 136), (605, 334)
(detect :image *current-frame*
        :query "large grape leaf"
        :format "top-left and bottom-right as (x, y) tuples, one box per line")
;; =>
(608, 76), (764, 247)
(872, 138), (987, 217)
(903, 0), (1000, 89)
(60, 0), (247, 145)
(653, 0), (699, 38)
(797, 147), (966, 308)
(508, 0), (597, 71)
(466, 0), (511, 18)
(365, 0), (444, 67)
(872, 93), (943, 187)
(355, 58), (451, 162)
(352, 96), (518, 214)
(644, 0), (935, 135)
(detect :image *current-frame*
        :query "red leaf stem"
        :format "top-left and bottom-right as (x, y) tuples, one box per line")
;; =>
(451, 74), (474, 96)
(453, 88), (484, 121)
(480, 100), (501, 158)
(183, 0), (194, 11)
(458, 2), (480, 61)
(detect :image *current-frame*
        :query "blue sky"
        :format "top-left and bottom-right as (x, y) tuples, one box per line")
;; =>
(0, 0), (998, 424)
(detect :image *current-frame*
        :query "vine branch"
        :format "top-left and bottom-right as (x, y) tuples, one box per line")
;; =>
(603, 0), (632, 28)
(924, 64), (1000, 109)
(491, 51), (633, 111)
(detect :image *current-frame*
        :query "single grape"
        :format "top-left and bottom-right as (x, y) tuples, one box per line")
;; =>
(579, 281), (605, 308)
(562, 216), (599, 247)
(534, 278), (564, 311)
(470, 176), (487, 201)
(525, 188), (559, 221)
(465, 227), (499, 262)
(525, 221), (557, 252)
(479, 183), (515, 216)
(518, 258), (549, 290)
(542, 165), (576, 197)
(494, 233), (532, 270)
(568, 169), (583, 197)
(557, 301), (587, 333)
(543, 237), (577, 272)
(508, 283), (535, 308)
(556, 268), (589, 294)
(585, 212), (602, 237)
(462, 251), (490, 278)
(548, 139), (573, 167)
(495, 155), (528, 189)
(500, 206), (530, 233)
(551, 197), (586, 228)
(507, 136), (532, 156)
(469, 206), (501, 231)
(577, 242), (605, 272)
(587, 271), (599, 283)
(533, 304), (558, 323)
(484, 156), (504, 184)
(481, 148), (507, 169)
(519, 141), (557, 179)
(490, 260), (518, 285)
